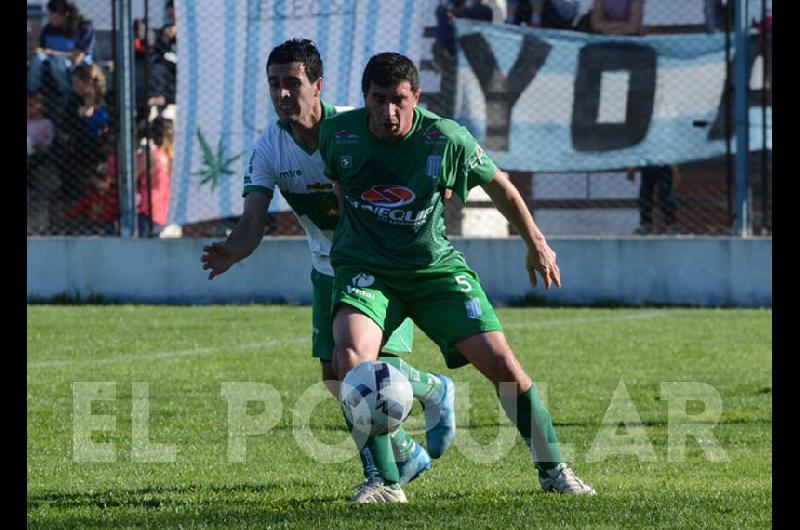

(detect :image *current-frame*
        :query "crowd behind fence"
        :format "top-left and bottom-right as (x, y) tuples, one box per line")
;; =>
(26, 0), (771, 239)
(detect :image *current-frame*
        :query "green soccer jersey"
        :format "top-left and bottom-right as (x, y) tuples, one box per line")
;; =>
(319, 107), (498, 275)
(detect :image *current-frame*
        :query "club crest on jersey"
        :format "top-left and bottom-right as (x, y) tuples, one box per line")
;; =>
(467, 145), (485, 169)
(426, 155), (442, 179)
(339, 156), (352, 168)
(360, 185), (416, 208)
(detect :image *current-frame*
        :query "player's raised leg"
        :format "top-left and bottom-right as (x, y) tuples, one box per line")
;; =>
(381, 319), (456, 459)
(454, 331), (596, 496)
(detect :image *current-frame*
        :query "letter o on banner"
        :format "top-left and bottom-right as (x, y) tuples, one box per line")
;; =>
(572, 42), (657, 152)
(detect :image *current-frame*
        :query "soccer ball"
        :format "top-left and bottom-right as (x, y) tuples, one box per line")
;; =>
(340, 361), (414, 436)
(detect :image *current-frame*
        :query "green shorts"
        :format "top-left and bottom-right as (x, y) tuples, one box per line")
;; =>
(311, 268), (413, 361)
(332, 265), (503, 369)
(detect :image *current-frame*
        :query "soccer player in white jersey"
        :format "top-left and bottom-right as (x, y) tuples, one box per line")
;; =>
(200, 39), (455, 503)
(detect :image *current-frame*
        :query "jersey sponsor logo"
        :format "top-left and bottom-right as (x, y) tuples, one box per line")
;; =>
(465, 297), (483, 319)
(425, 129), (447, 142)
(345, 285), (376, 300)
(279, 169), (303, 180)
(360, 185), (416, 208)
(426, 155), (442, 179)
(352, 273), (375, 288)
(307, 182), (334, 192)
(335, 129), (360, 144)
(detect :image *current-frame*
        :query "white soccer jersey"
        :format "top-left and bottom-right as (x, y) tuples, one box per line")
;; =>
(243, 102), (351, 276)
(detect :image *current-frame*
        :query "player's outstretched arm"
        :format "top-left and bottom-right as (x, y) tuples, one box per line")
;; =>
(481, 170), (561, 289)
(201, 191), (270, 280)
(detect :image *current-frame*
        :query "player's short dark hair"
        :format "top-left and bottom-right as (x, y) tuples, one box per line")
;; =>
(361, 52), (420, 95)
(267, 39), (323, 82)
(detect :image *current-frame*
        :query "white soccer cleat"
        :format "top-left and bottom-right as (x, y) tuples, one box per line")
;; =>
(350, 478), (408, 503)
(538, 463), (597, 496)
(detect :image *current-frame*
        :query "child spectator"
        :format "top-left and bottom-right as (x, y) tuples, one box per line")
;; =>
(28, 0), (95, 101)
(136, 118), (174, 235)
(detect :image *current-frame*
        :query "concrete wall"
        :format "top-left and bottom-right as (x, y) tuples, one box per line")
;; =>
(27, 237), (772, 306)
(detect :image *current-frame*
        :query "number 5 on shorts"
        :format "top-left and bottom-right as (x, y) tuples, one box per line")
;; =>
(455, 274), (472, 292)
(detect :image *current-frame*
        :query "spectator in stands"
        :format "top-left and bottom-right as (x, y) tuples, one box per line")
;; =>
(627, 164), (681, 235)
(63, 167), (119, 235)
(54, 63), (111, 221)
(70, 64), (111, 142)
(27, 92), (58, 214)
(27, 92), (55, 156)
(508, 0), (586, 30)
(147, 0), (177, 122)
(432, 1), (492, 118)
(703, 0), (725, 33)
(28, 0), (95, 102)
(136, 118), (174, 236)
(588, 0), (644, 35)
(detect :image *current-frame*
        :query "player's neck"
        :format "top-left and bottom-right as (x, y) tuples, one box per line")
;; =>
(289, 102), (323, 151)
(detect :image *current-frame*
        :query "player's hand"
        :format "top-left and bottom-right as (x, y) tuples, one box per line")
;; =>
(443, 188), (453, 201)
(201, 241), (236, 280)
(526, 242), (561, 289)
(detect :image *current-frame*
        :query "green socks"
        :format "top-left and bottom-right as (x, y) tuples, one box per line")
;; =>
(379, 354), (443, 404)
(499, 385), (562, 473)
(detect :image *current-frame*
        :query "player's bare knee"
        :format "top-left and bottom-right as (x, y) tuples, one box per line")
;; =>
(490, 349), (530, 388)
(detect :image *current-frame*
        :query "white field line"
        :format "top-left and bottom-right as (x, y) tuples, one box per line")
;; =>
(27, 338), (309, 370)
(501, 310), (674, 329)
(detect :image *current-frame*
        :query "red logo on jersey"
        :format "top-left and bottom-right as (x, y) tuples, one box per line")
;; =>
(360, 185), (416, 207)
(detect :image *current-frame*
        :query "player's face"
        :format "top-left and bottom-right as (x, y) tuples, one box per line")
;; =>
(364, 81), (420, 142)
(267, 62), (321, 123)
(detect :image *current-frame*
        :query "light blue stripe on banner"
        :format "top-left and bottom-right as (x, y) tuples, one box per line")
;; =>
(316, 0), (331, 76)
(362, 0), (379, 76)
(174, 0), (199, 224)
(219, 0), (237, 217)
(241, 0), (263, 198)
(398, 0), (415, 57)
(336, 0), (355, 105)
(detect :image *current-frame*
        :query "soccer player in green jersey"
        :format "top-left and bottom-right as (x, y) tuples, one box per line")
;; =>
(319, 52), (596, 499)
(200, 40), (456, 503)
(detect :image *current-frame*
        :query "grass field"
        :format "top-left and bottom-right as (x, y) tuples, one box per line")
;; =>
(27, 305), (772, 528)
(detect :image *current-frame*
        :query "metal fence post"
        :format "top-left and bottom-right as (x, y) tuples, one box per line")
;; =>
(734, 0), (750, 236)
(116, 0), (137, 237)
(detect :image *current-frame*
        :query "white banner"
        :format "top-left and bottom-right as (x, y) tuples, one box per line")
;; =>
(169, 0), (435, 226)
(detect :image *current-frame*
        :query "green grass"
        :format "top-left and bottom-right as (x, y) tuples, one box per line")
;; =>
(27, 306), (772, 528)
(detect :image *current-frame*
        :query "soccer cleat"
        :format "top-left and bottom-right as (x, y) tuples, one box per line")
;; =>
(538, 463), (597, 496)
(397, 441), (431, 486)
(422, 374), (456, 459)
(350, 478), (408, 503)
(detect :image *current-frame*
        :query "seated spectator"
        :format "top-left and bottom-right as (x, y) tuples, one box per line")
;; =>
(63, 170), (119, 235)
(70, 63), (111, 142)
(55, 63), (111, 211)
(27, 92), (59, 226)
(463, 0), (494, 22)
(28, 0), (95, 101)
(589, 0), (644, 35)
(27, 92), (55, 157)
(510, 0), (584, 30)
(136, 118), (174, 236)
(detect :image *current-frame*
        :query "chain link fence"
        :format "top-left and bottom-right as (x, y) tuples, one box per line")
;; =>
(26, 0), (770, 238)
